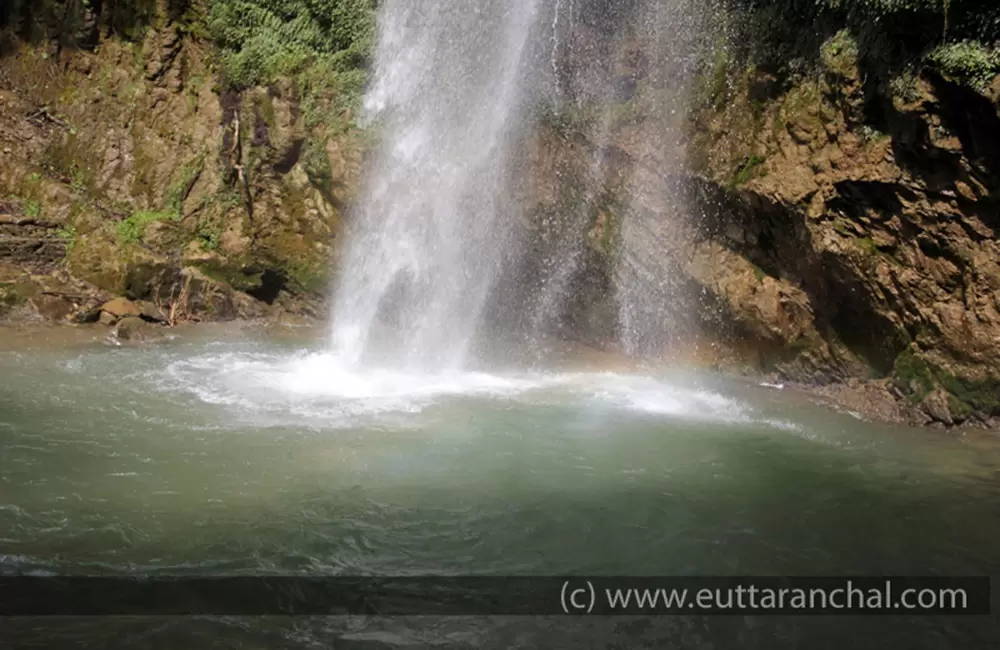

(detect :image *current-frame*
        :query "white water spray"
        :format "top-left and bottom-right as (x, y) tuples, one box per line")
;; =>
(330, 0), (714, 373)
(171, 2), (763, 426)
(330, 1), (545, 372)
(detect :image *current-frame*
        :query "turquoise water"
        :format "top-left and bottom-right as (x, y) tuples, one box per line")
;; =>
(2, 325), (998, 647)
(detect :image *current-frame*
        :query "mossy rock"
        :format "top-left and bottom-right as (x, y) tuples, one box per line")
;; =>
(142, 219), (190, 251)
(192, 258), (266, 294)
(893, 349), (1000, 419)
(819, 30), (860, 80)
(257, 231), (330, 295)
(123, 258), (182, 301)
(0, 282), (26, 307)
(66, 230), (128, 293)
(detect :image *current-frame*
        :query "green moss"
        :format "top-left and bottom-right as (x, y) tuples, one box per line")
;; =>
(167, 153), (206, 216)
(831, 218), (854, 236)
(947, 395), (974, 421)
(926, 40), (1000, 90)
(852, 235), (904, 267)
(777, 80), (823, 132)
(287, 261), (328, 294)
(731, 154), (767, 187)
(116, 211), (175, 245)
(820, 29), (859, 77)
(598, 206), (621, 257)
(857, 237), (878, 255)
(937, 372), (1000, 415)
(750, 262), (766, 283)
(56, 224), (77, 255)
(196, 262), (264, 293)
(893, 349), (1000, 415)
(130, 143), (159, 205)
(536, 103), (595, 141)
(258, 92), (276, 127)
(892, 349), (936, 403)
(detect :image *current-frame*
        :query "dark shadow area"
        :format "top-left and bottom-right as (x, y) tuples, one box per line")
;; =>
(926, 71), (1000, 186)
(0, 0), (193, 55)
(691, 178), (909, 376)
(720, 0), (1000, 142)
(246, 269), (285, 304)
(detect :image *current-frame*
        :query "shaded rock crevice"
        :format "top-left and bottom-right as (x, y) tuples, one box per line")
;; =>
(684, 47), (1000, 426)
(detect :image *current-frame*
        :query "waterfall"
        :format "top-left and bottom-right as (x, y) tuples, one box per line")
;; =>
(330, 0), (710, 372)
(330, 1), (546, 371)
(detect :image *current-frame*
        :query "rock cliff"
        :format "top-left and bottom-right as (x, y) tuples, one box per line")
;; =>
(1, 10), (363, 326)
(2, 3), (998, 427)
(514, 22), (1000, 427)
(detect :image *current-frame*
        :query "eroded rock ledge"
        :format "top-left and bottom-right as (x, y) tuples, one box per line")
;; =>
(2, 15), (998, 429)
(1, 23), (360, 329)
(676, 40), (1000, 427)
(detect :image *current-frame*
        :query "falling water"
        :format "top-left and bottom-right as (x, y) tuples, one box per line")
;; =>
(330, 1), (547, 371)
(330, 0), (713, 372)
(610, 1), (712, 358)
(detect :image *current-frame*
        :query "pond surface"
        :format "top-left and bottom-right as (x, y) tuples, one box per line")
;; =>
(2, 325), (998, 648)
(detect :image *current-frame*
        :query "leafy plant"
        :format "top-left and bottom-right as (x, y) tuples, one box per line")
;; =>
(22, 199), (41, 218)
(820, 29), (859, 76)
(732, 154), (767, 187)
(890, 67), (922, 101)
(716, 0), (1000, 83)
(926, 40), (1000, 89)
(199, 228), (221, 251)
(116, 210), (174, 244)
(56, 224), (77, 255)
(70, 163), (88, 194)
(207, 0), (375, 89)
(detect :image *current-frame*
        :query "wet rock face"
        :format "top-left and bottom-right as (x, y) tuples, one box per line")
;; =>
(0, 21), (361, 329)
(517, 24), (1000, 426)
(682, 44), (1000, 426)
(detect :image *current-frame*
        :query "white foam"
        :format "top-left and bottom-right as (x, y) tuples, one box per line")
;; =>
(157, 349), (792, 431)
(162, 351), (558, 425)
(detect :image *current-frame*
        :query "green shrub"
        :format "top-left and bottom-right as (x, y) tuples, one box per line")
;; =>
(717, 0), (1000, 78)
(820, 29), (859, 76)
(116, 210), (174, 244)
(207, 0), (375, 89)
(22, 199), (41, 218)
(926, 40), (1000, 89)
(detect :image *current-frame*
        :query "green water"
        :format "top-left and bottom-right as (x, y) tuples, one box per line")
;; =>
(2, 325), (999, 648)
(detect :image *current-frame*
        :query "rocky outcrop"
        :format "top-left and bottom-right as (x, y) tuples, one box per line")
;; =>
(2, 9), (996, 428)
(680, 34), (1000, 426)
(513, 26), (1000, 427)
(0, 18), (362, 327)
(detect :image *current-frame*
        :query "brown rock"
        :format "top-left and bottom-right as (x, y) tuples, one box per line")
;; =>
(31, 295), (74, 321)
(138, 300), (168, 323)
(117, 316), (170, 343)
(98, 310), (117, 326)
(115, 316), (150, 341)
(101, 297), (142, 318)
(73, 306), (102, 323)
(921, 388), (954, 426)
